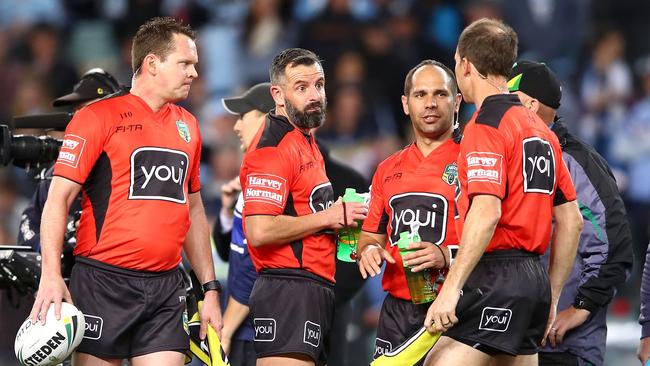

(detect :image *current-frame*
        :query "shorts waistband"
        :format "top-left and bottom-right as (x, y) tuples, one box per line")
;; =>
(259, 268), (334, 288)
(481, 249), (539, 259)
(75, 256), (180, 278)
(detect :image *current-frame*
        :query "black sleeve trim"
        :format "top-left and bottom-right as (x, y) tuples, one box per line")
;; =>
(553, 187), (569, 206)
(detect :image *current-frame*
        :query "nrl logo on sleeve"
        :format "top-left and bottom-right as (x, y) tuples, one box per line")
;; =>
(442, 163), (458, 186)
(56, 134), (86, 168)
(176, 120), (191, 143)
(466, 152), (503, 184)
(245, 174), (287, 208)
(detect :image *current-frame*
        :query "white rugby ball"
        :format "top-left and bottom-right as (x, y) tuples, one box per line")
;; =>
(15, 302), (85, 366)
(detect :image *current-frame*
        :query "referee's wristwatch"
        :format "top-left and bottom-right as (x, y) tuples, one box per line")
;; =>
(202, 280), (222, 294)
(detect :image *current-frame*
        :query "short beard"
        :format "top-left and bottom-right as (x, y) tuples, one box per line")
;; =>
(286, 98), (327, 129)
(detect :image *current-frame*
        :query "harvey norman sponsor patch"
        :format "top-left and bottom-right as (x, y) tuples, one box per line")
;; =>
(56, 134), (86, 168)
(466, 152), (503, 184)
(245, 174), (287, 208)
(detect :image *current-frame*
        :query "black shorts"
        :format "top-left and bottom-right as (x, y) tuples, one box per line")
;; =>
(375, 294), (429, 363)
(249, 269), (335, 365)
(445, 250), (550, 356)
(229, 339), (256, 366)
(69, 256), (188, 359)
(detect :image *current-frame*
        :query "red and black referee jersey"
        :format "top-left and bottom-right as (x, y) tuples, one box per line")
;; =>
(240, 112), (335, 283)
(53, 92), (202, 271)
(362, 140), (459, 301)
(456, 94), (576, 254)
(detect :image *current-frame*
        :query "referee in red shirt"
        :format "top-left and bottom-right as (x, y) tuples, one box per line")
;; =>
(240, 48), (367, 366)
(423, 19), (583, 366)
(30, 17), (222, 366)
(357, 60), (461, 363)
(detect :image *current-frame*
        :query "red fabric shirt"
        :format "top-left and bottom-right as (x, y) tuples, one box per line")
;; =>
(456, 94), (576, 254)
(362, 140), (460, 300)
(240, 113), (336, 282)
(53, 93), (202, 271)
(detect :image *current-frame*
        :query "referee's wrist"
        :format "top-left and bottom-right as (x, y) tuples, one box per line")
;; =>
(358, 243), (381, 259)
(202, 279), (222, 294)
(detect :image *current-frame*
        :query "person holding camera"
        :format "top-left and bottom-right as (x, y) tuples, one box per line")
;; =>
(17, 68), (121, 253)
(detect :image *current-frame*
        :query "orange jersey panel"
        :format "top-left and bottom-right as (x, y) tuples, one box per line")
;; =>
(455, 94), (576, 254)
(362, 140), (460, 300)
(240, 113), (336, 282)
(54, 93), (202, 271)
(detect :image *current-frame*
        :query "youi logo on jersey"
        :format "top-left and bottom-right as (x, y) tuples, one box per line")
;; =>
(388, 192), (448, 246)
(522, 137), (556, 194)
(129, 147), (189, 204)
(309, 182), (334, 213)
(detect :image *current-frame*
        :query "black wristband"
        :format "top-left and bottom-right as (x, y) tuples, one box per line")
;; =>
(202, 280), (222, 294)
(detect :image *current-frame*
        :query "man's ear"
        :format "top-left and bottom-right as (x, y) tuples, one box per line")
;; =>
(401, 95), (410, 116)
(529, 98), (541, 113)
(270, 85), (284, 107)
(142, 54), (158, 76)
(454, 93), (462, 113)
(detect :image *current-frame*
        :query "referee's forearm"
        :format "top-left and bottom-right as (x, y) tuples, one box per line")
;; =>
(185, 194), (216, 284)
(245, 212), (331, 247)
(549, 201), (582, 303)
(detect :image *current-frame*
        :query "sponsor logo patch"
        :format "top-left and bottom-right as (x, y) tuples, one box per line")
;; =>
(129, 147), (189, 203)
(253, 318), (276, 342)
(56, 134), (86, 168)
(245, 174), (287, 208)
(522, 137), (555, 194)
(466, 152), (503, 184)
(303, 321), (321, 347)
(83, 315), (103, 340)
(479, 307), (512, 332)
(309, 182), (334, 213)
(388, 192), (448, 246)
(374, 338), (392, 359)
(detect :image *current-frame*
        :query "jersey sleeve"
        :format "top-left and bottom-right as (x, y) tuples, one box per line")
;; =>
(362, 166), (388, 234)
(188, 123), (202, 193)
(53, 107), (107, 184)
(460, 123), (508, 199)
(553, 149), (577, 205)
(241, 147), (293, 217)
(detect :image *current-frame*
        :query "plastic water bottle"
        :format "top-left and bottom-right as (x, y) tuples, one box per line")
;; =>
(336, 188), (365, 262)
(397, 228), (436, 304)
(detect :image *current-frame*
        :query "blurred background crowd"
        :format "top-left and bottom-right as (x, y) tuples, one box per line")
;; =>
(0, 0), (648, 364)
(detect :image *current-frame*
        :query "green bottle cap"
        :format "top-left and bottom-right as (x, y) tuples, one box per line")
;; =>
(343, 188), (365, 203)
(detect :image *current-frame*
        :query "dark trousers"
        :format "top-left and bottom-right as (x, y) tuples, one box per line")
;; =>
(539, 352), (595, 366)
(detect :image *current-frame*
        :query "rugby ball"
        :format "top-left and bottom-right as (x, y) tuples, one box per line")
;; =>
(14, 302), (85, 366)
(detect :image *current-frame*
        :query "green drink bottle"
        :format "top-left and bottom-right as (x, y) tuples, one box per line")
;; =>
(336, 188), (365, 262)
(397, 228), (436, 304)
